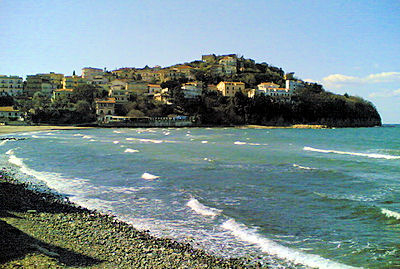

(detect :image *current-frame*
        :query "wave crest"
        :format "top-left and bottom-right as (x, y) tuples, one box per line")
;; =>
(381, 208), (400, 220)
(141, 172), (159, 180)
(304, 146), (400, 160)
(222, 218), (358, 269)
(186, 198), (222, 217)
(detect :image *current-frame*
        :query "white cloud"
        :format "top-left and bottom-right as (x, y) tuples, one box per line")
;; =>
(364, 72), (400, 83)
(321, 72), (400, 89)
(368, 89), (400, 98)
(304, 78), (321, 84)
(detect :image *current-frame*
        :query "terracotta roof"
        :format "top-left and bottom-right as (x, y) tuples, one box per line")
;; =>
(147, 84), (161, 87)
(219, 81), (245, 85)
(55, 88), (74, 92)
(221, 56), (234, 60)
(175, 65), (193, 70)
(259, 82), (279, 86)
(0, 106), (19, 112)
(95, 98), (116, 104)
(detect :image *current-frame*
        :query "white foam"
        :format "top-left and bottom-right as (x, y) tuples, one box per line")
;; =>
(6, 149), (90, 196)
(0, 140), (8, 146)
(293, 164), (315, 170)
(203, 158), (213, 162)
(113, 140), (120, 144)
(141, 172), (159, 180)
(381, 208), (400, 220)
(113, 130), (122, 133)
(222, 218), (357, 269)
(164, 132), (170, 136)
(5, 150), (118, 216)
(187, 198), (222, 217)
(248, 143), (262, 146)
(31, 135), (40, 138)
(126, 138), (169, 143)
(304, 146), (400, 160)
(140, 139), (163, 143)
(124, 148), (139, 153)
(82, 135), (92, 139)
(234, 141), (247, 145)
(89, 139), (96, 142)
(73, 134), (83, 137)
(201, 141), (208, 144)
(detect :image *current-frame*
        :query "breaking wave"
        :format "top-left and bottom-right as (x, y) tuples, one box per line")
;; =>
(381, 208), (400, 220)
(293, 164), (315, 170)
(303, 146), (400, 160)
(141, 172), (159, 180)
(124, 148), (139, 153)
(186, 198), (222, 217)
(221, 218), (358, 269)
(0, 140), (8, 146)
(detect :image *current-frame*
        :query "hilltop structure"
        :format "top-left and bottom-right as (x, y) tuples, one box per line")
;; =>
(0, 53), (382, 127)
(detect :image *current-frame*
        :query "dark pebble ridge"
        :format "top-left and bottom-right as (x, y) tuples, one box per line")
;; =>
(0, 169), (266, 268)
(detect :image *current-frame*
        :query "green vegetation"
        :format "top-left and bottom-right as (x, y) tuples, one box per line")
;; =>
(10, 55), (381, 127)
(166, 87), (381, 127)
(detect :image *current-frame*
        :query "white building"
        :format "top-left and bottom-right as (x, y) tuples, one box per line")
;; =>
(0, 106), (24, 121)
(248, 82), (294, 99)
(0, 75), (23, 96)
(286, 80), (304, 91)
(181, 82), (203, 99)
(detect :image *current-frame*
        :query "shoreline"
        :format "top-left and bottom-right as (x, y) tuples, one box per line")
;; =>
(0, 170), (258, 268)
(0, 125), (93, 136)
(0, 124), (328, 136)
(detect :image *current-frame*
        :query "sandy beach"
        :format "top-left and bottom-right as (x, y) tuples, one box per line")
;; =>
(0, 125), (94, 136)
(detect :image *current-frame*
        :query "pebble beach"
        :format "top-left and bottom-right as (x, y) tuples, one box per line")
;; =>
(0, 170), (258, 268)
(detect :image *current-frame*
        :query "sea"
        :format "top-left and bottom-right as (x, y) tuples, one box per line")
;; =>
(1, 125), (399, 269)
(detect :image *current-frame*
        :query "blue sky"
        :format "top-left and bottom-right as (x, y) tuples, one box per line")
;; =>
(1, 0), (399, 123)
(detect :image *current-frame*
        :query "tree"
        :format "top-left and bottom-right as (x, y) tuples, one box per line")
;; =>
(71, 84), (97, 103)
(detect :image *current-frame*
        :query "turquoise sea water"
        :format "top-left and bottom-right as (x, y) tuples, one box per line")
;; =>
(1, 126), (399, 268)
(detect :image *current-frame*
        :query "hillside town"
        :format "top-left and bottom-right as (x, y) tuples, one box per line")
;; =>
(0, 54), (380, 127)
(0, 54), (304, 123)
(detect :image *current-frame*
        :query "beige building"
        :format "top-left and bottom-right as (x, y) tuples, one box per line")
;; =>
(52, 88), (74, 101)
(62, 76), (88, 89)
(147, 84), (162, 95)
(153, 88), (170, 104)
(181, 81), (203, 99)
(258, 82), (280, 90)
(25, 72), (64, 97)
(112, 68), (136, 79)
(173, 65), (195, 80)
(219, 55), (237, 75)
(136, 69), (161, 82)
(82, 67), (104, 80)
(216, 81), (245, 97)
(0, 75), (23, 96)
(0, 106), (24, 121)
(108, 80), (130, 104)
(95, 98), (116, 121)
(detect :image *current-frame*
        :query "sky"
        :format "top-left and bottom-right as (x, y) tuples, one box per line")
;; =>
(0, 0), (399, 123)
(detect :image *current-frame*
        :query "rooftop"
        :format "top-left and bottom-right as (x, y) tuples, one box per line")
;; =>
(0, 106), (20, 112)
